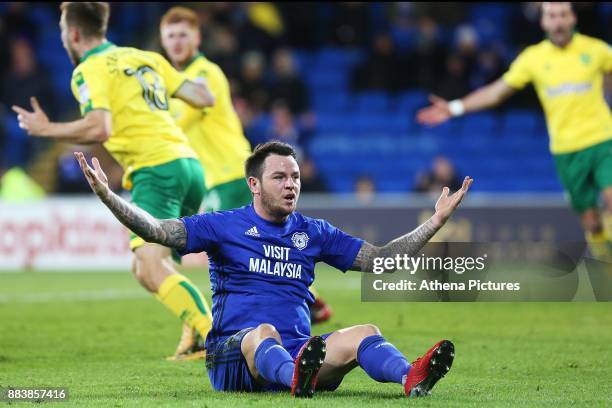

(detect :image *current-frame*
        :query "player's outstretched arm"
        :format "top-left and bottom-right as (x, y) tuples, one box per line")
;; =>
(350, 177), (474, 273)
(174, 79), (215, 108)
(12, 98), (112, 144)
(74, 152), (187, 251)
(416, 78), (515, 126)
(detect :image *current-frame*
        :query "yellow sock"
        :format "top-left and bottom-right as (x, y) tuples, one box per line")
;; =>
(156, 274), (212, 339)
(585, 230), (612, 262)
(603, 214), (612, 246)
(309, 286), (319, 300)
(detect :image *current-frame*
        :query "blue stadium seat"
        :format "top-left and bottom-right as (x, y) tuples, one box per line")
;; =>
(354, 91), (390, 113)
(315, 47), (350, 69)
(312, 92), (351, 114)
(29, 7), (55, 26)
(316, 115), (350, 133)
(2, 113), (28, 167)
(469, 3), (512, 46)
(293, 49), (316, 74)
(461, 112), (498, 135)
(376, 178), (411, 193)
(390, 25), (417, 52)
(325, 178), (356, 194)
(502, 110), (539, 133)
(314, 47), (366, 70)
(393, 90), (428, 114)
(304, 70), (348, 92)
(386, 115), (412, 134)
(349, 115), (392, 132)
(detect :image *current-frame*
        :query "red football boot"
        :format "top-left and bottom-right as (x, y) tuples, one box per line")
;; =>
(310, 297), (333, 325)
(291, 336), (326, 398)
(404, 340), (455, 397)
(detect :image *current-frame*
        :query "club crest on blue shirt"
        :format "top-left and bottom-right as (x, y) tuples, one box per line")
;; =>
(291, 232), (309, 250)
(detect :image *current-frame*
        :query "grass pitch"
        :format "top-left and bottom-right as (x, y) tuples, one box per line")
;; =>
(1, 267), (611, 407)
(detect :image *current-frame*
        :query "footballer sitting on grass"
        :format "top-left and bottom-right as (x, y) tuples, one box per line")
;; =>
(160, 5), (334, 328)
(74, 141), (473, 398)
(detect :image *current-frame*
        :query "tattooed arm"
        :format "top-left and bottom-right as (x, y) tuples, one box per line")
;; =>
(74, 152), (187, 250)
(350, 177), (473, 273)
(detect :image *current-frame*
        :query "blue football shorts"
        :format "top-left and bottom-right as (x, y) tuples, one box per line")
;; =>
(205, 327), (342, 392)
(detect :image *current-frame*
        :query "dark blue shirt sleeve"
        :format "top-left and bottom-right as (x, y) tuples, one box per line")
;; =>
(178, 213), (220, 255)
(318, 220), (364, 272)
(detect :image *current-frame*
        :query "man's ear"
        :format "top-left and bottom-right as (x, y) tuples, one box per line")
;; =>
(70, 26), (81, 44)
(247, 176), (260, 195)
(194, 29), (202, 49)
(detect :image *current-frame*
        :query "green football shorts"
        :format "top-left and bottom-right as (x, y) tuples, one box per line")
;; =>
(129, 158), (206, 261)
(553, 139), (612, 213)
(202, 178), (252, 212)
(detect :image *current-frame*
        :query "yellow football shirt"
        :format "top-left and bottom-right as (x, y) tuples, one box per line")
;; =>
(503, 33), (612, 154)
(169, 54), (251, 189)
(70, 42), (197, 189)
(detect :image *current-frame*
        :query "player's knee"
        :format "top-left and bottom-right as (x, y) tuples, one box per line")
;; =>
(134, 245), (166, 264)
(131, 257), (157, 292)
(254, 323), (281, 342)
(581, 211), (602, 235)
(603, 194), (612, 214)
(583, 219), (603, 235)
(359, 324), (381, 337)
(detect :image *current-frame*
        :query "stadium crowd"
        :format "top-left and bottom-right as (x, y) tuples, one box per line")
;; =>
(0, 2), (610, 196)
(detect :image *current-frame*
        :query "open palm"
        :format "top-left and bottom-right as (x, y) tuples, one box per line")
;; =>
(434, 176), (474, 224)
(74, 152), (110, 199)
(416, 95), (452, 126)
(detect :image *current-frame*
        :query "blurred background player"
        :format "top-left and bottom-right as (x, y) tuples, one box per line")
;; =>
(417, 2), (612, 264)
(12, 2), (215, 360)
(159, 6), (333, 326)
(161, 7), (252, 214)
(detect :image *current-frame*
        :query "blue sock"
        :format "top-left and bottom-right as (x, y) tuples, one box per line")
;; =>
(254, 338), (294, 388)
(357, 335), (410, 384)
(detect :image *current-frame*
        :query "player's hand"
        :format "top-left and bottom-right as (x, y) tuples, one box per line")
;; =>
(416, 95), (452, 126)
(11, 97), (50, 136)
(74, 152), (110, 200)
(432, 176), (473, 226)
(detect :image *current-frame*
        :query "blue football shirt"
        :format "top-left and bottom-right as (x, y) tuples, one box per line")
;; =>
(179, 204), (363, 349)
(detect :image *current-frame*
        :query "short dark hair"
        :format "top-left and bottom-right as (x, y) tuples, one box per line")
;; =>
(245, 141), (297, 180)
(60, 2), (110, 39)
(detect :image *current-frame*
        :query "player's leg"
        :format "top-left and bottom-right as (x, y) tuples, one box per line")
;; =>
(129, 159), (212, 356)
(316, 324), (406, 385)
(203, 178), (251, 212)
(240, 323), (326, 397)
(580, 208), (609, 260)
(316, 324), (454, 397)
(169, 158), (213, 359)
(594, 141), (612, 258)
(131, 241), (212, 355)
(602, 187), (612, 244)
(205, 327), (269, 392)
(553, 149), (610, 261)
(309, 286), (333, 324)
(585, 144), (612, 300)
